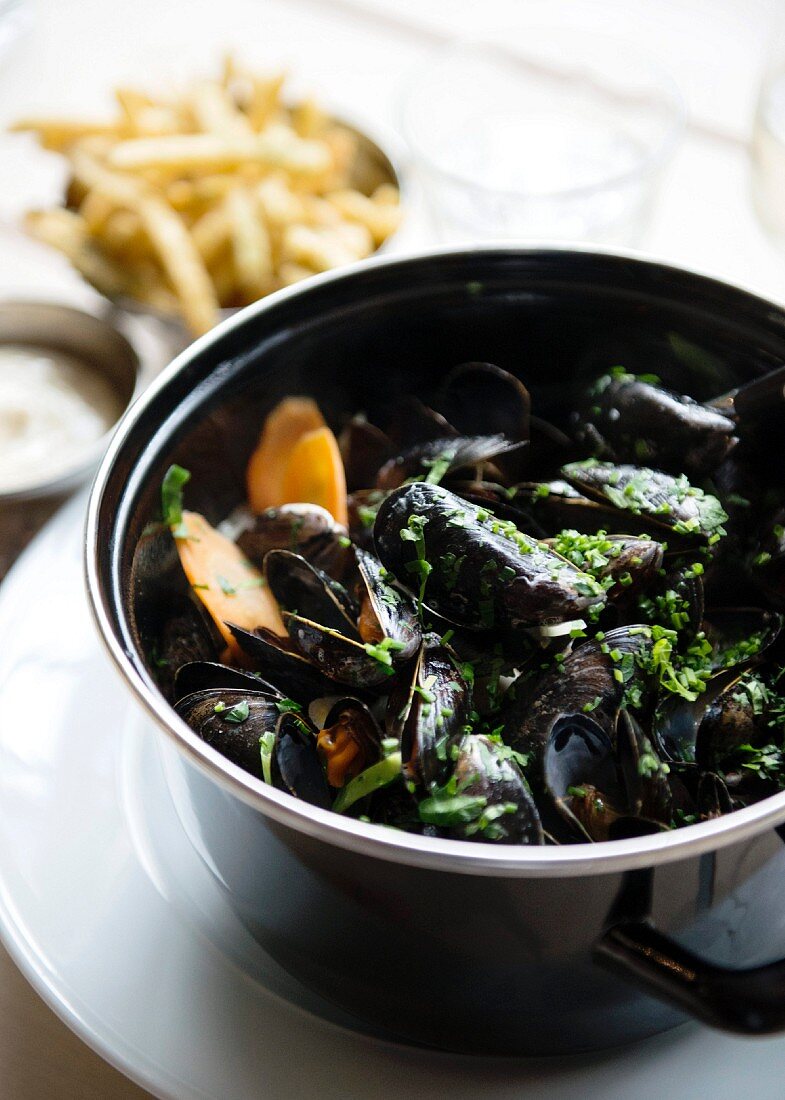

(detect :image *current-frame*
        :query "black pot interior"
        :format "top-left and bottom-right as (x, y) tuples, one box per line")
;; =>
(96, 249), (785, 696)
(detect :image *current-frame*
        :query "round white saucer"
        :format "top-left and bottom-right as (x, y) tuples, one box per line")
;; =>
(3, 496), (785, 1099)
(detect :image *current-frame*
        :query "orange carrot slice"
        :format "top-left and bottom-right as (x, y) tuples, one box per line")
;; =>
(175, 510), (285, 657)
(246, 396), (325, 513)
(279, 425), (348, 526)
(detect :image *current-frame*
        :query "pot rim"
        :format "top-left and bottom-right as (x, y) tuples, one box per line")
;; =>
(85, 241), (785, 878)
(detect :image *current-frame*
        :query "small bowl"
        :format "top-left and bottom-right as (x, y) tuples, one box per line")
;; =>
(0, 301), (139, 576)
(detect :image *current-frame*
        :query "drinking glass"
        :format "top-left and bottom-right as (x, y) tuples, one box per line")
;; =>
(400, 30), (685, 247)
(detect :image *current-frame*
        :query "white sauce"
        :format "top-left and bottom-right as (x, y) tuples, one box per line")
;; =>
(0, 344), (123, 493)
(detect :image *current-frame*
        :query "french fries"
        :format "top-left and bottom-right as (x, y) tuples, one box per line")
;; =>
(13, 58), (402, 336)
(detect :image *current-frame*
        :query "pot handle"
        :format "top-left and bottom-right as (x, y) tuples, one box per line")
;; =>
(594, 866), (785, 1034)
(595, 920), (785, 1034)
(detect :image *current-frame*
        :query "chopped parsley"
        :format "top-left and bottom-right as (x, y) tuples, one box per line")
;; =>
(161, 464), (191, 536)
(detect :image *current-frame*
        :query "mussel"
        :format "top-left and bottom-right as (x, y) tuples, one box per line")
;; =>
(572, 371), (737, 478)
(420, 733), (543, 845)
(146, 358), (785, 847)
(389, 632), (471, 787)
(374, 482), (606, 631)
(176, 688), (280, 780)
(562, 460), (728, 545)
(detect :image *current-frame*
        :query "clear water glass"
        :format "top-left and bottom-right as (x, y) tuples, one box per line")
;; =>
(752, 19), (785, 249)
(401, 31), (685, 247)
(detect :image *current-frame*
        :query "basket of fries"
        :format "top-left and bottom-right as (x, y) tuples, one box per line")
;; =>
(12, 57), (403, 338)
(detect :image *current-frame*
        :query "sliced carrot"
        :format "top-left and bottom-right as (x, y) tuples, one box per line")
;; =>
(175, 510), (286, 657)
(279, 425), (348, 526)
(246, 396), (325, 513)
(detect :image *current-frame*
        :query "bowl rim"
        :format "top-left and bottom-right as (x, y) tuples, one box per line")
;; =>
(85, 242), (785, 878)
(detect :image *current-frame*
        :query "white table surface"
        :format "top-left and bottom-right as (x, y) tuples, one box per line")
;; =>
(1, 0), (785, 1095)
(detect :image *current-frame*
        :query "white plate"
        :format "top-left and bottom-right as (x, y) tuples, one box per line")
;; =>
(3, 495), (785, 1099)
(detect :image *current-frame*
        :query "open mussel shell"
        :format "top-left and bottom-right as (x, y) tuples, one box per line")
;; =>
(315, 697), (382, 788)
(435, 363), (531, 481)
(130, 520), (224, 699)
(562, 459), (728, 545)
(375, 435), (526, 492)
(236, 503), (351, 579)
(271, 710), (332, 808)
(749, 507), (785, 607)
(503, 624), (653, 781)
(265, 549), (359, 638)
(283, 612), (397, 689)
(339, 415), (393, 491)
(572, 373), (736, 479)
(174, 660), (283, 702)
(543, 713), (624, 842)
(385, 396), (457, 449)
(616, 709), (672, 825)
(374, 482), (605, 632)
(510, 480), (638, 538)
(175, 688), (280, 780)
(696, 771), (734, 820)
(390, 633), (471, 787)
(447, 734), (543, 845)
(703, 606), (782, 670)
(228, 623), (341, 701)
(436, 362), (531, 441)
(651, 666), (741, 764)
(354, 546), (420, 660)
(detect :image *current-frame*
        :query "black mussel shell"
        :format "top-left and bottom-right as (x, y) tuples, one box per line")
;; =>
(374, 482), (605, 632)
(228, 623), (341, 701)
(174, 660), (283, 702)
(385, 396), (457, 448)
(750, 507), (785, 607)
(509, 480), (640, 538)
(436, 363), (530, 446)
(435, 363), (531, 480)
(543, 713), (624, 841)
(696, 771), (734, 820)
(503, 625), (653, 781)
(339, 415), (393, 491)
(616, 709), (672, 825)
(647, 565), (704, 641)
(236, 503), (351, 579)
(389, 633), (471, 787)
(375, 435), (526, 492)
(315, 697), (382, 788)
(272, 711), (332, 808)
(176, 688), (280, 779)
(445, 733), (543, 845)
(703, 606), (782, 671)
(562, 460), (728, 545)
(354, 547), (421, 661)
(573, 373), (736, 478)
(265, 550), (359, 638)
(131, 521), (223, 698)
(652, 667), (741, 764)
(283, 612), (397, 689)
(544, 532), (664, 603)
(694, 673), (771, 767)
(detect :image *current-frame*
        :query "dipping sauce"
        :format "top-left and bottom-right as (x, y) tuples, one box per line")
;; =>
(0, 344), (123, 493)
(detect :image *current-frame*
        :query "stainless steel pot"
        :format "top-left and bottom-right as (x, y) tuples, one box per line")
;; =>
(86, 246), (785, 1055)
